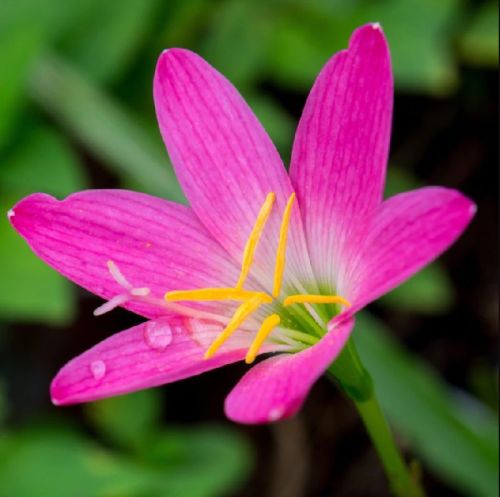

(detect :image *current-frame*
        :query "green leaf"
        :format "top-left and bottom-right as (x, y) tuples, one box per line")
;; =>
(85, 390), (162, 451)
(0, 195), (75, 325)
(379, 264), (454, 314)
(355, 312), (499, 497)
(0, 0), (101, 150)
(0, 125), (85, 324)
(362, 0), (460, 95)
(0, 421), (252, 497)
(146, 425), (252, 497)
(459, 1), (499, 66)
(29, 52), (184, 202)
(0, 23), (42, 150)
(0, 124), (88, 197)
(200, 0), (271, 88)
(1, 0), (100, 42)
(267, 14), (337, 92)
(0, 426), (155, 497)
(61, 0), (161, 84)
(384, 166), (422, 198)
(266, 0), (460, 95)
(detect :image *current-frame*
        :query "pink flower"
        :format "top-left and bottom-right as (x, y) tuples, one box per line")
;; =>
(9, 24), (474, 424)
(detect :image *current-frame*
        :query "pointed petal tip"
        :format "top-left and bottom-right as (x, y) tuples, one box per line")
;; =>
(159, 47), (194, 58)
(50, 377), (70, 406)
(224, 395), (298, 425)
(8, 193), (56, 232)
(441, 188), (477, 223)
(356, 21), (386, 34)
(350, 22), (390, 51)
(50, 395), (63, 407)
(459, 192), (477, 219)
(156, 47), (200, 73)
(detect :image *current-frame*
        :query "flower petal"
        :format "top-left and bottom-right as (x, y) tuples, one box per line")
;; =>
(289, 24), (393, 291)
(224, 317), (354, 424)
(51, 317), (277, 405)
(343, 187), (476, 310)
(153, 48), (315, 292)
(9, 190), (241, 319)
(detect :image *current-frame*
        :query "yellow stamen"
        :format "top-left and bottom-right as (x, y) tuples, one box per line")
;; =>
(245, 314), (280, 364)
(204, 295), (267, 359)
(155, 191), (352, 363)
(272, 193), (295, 298)
(165, 288), (269, 302)
(284, 294), (351, 307)
(235, 192), (275, 289)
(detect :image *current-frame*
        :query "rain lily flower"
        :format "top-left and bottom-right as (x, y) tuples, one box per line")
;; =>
(9, 24), (474, 425)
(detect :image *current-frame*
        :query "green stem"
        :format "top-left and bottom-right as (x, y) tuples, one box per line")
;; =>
(328, 339), (425, 497)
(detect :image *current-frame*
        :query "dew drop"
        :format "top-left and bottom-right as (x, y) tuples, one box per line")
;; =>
(90, 360), (106, 380)
(144, 321), (173, 351)
(7, 209), (15, 219)
(268, 406), (284, 422)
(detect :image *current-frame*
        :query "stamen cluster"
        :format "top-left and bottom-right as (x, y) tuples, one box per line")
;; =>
(165, 192), (350, 363)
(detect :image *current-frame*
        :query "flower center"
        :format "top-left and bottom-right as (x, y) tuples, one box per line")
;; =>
(164, 192), (350, 363)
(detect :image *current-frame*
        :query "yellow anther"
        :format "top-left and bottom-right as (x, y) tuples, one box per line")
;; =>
(235, 192), (275, 290)
(245, 314), (280, 364)
(272, 193), (295, 298)
(165, 288), (269, 302)
(204, 295), (266, 359)
(284, 294), (351, 307)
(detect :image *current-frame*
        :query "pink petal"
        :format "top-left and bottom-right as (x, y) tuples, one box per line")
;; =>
(51, 316), (276, 405)
(289, 24), (393, 291)
(224, 317), (354, 424)
(153, 49), (315, 292)
(9, 190), (241, 320)
(343, 187), (476, 310)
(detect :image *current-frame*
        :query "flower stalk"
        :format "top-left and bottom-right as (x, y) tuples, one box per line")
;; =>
(328, 338), (426, 497)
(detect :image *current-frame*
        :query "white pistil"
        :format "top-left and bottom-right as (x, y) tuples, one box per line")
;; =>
(94, 260), (232, 324)
(93, 294), (129, 316)
(107, 260), (132, 290)
(94, 260), (151, 317)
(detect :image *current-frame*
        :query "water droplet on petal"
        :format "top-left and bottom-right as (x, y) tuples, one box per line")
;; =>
(144, 321), (173, 351)
(268, 406), (284, 422)
(7, 209), (15, 219)
(90, 360), (106, 380)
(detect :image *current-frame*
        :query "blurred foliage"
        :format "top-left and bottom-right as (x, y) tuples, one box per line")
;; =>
(0, 389), (252, 497)
(459, 1), (499, 66)
(0, 122), (85, 323)
(0, 1), (498, 496)
(355, 313), (499, 497)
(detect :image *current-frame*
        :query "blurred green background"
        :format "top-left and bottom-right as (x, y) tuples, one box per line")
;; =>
(0, 0), (498, 496)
